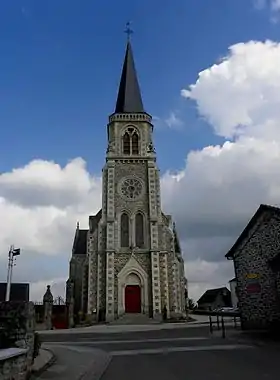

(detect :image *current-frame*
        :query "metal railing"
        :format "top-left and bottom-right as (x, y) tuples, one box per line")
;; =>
(208, 312), (241, 338)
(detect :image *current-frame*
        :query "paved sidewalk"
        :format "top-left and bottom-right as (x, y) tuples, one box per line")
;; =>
(225, 328), (280, 348)
(189, 314), (210, 324)
(38, 320), (236, 336)
(38, 322), (187, 335)
(208, 325), (280, 351)
(33, 345), (110, 380)
(31, 348), (56, 378)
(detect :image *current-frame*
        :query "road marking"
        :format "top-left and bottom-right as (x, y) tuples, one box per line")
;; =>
(44, 336), (210, 346)
(109, 344), (254, 356)
(47, 336), (210, 346)
(57, 345), (96, 353)
(38, 322), (237, 335)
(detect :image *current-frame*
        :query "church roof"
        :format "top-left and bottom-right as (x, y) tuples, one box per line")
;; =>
(225, 204), (280, 259)
(89, 210), (102, 233)
(115, 41), (144, 113)
(72, 228), (88, 255)
(173, 223), (182, 254)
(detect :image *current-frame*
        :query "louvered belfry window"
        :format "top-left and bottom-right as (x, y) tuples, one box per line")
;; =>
(123, 132), (130, 155)
(122, 127), (139, 155)
(131, 133), (139, 155)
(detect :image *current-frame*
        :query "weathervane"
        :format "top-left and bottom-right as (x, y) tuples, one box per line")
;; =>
(124, 21), (133, 41)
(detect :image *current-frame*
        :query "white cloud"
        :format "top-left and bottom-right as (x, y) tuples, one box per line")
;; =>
(176, 40), (280, 299)
(0, 158), (101, 258)
(271, 0), (280, 11)
(0, 157), (99, 208)
(165, 112), (183, 129)
(153, 112), (183, 130)
(253, 0), (280, 21)
(253, 0), (267, 10)
(0, 158), (102, 302)
(182, 40), (280, 139)
(185, 260), (232, 302)
(30, 278), (67, 303)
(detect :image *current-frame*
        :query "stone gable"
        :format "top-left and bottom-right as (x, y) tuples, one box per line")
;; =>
(234, 213), (280, 329)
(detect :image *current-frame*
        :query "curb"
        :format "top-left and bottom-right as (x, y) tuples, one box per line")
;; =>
(188, 321), (209, 325)
(31, 348), (56, 378)
(78, 351), (112, 380)
(225, 333), (280, 349)
(226, 335), (262, 346)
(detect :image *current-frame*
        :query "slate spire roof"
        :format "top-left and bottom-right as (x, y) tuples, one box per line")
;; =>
(115, 41), (144, 113)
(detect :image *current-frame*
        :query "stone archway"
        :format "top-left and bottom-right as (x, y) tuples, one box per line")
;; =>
(117, 255), (148, 316)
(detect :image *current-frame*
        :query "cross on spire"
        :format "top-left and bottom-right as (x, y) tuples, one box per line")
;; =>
(115, 22), (144, 113)
(124, 21), (133, 41)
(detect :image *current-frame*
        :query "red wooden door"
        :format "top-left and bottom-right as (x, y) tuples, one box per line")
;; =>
(125, 285), (141, 313)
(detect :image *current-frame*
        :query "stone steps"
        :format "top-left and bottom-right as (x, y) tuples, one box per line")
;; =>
(111, 313), (160, 325)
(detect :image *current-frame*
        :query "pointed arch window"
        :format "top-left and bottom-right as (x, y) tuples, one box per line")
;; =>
(121, 213), (130, 247)
(132, 133), (139, 155)
(135, 213), (144, 248)
(122, 127), (140, 155)
(123, 132), (130, 155)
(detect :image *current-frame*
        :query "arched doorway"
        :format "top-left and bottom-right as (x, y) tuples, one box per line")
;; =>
(117, 255), (149, 316)
(124, 273), (141, 313)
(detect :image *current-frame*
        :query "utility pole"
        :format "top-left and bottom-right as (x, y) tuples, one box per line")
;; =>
(5, 245), (21, 301)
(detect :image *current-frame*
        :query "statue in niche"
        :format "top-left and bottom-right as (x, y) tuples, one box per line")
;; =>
(147, 141), (155, 153)
(107, 141), (115, 153)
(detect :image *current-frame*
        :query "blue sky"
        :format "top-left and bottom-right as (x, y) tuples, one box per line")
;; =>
(0, 0), (278, 175)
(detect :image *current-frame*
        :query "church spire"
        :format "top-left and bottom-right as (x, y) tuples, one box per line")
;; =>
(115, 24), (144, 114)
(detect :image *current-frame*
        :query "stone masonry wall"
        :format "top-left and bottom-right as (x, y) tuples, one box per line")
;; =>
(234, 213), (280, 329)
(88, 231), (98, 316)
(0, 349), (29, 380)
(0, 301), (35, 379)
(113, 161), (150, 222)
(135, 253), (152, 317)
(114, 253), (130, 315)
(70, 255), (86, 317)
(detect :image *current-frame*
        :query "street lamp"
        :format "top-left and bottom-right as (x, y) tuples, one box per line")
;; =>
(5, 245), (21, 301)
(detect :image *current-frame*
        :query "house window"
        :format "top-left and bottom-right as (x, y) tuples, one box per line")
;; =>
(135, 213), (144, 248)
(121, 213), (130, 247)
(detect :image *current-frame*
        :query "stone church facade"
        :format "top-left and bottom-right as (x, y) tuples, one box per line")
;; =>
(66, 40), (186, 323)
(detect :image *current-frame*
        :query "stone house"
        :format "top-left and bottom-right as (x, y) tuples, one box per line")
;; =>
(197, 287), (231, 311)
(226, 204), (280, 330)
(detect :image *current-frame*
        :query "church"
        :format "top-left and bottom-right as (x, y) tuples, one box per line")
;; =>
(66, 36), (187, 323)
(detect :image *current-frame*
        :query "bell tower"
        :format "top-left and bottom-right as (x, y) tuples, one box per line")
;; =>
(106, 40), (156, 160)
(71, 26), (186, 325)
(99, 32), (164, 321)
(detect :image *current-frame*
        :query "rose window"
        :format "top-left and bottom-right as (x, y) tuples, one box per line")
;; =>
(120, 178), (143, 200)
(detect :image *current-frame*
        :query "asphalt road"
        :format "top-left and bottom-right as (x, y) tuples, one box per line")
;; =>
(39, 326), (280, 380)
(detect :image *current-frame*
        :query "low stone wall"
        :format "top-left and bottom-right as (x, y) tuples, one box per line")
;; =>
(0, 301), (36, 379)
(0, 348), (29, 380)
